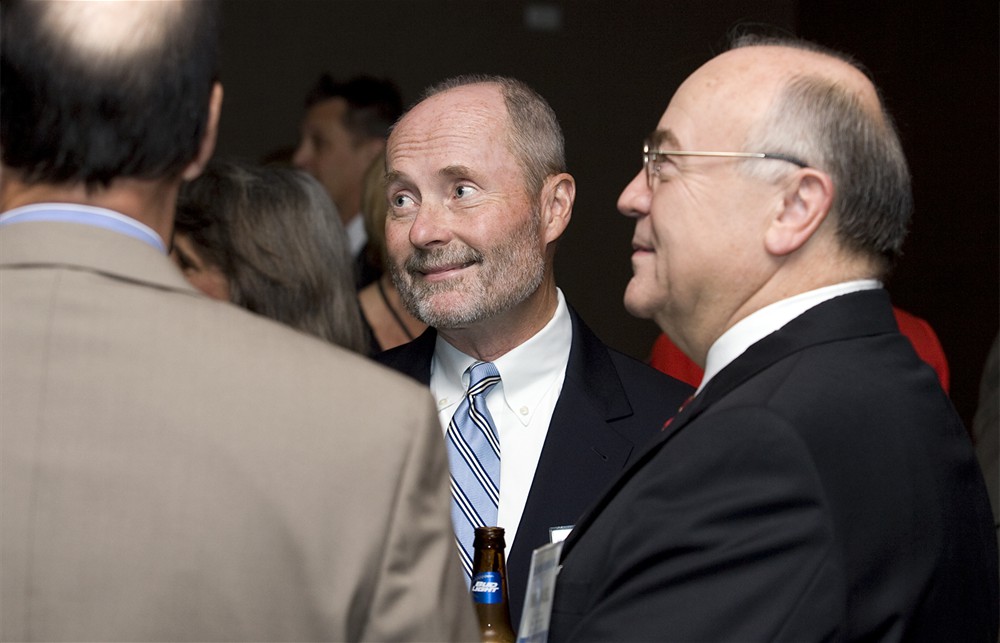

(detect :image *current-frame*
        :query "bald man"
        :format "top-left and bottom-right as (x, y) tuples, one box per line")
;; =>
(547, 35), (998, 641)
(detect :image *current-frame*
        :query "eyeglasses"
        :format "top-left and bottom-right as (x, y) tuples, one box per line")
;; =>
(643, 142), (809, 189)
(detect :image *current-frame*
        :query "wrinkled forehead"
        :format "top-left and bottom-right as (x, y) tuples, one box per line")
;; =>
(397, 85), (505, 135)
(388, 85), (510, 160)
(656, 59), (771, 149)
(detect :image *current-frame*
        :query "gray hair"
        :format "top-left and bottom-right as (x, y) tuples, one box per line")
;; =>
(419, 75), (566, 197)
(732, 34), (912, 275)
(175, 160), (369, 354)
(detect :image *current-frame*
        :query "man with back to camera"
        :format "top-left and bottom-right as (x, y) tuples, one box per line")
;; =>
(0, 1), (477, 640)
(293, 73), (402, 288)
(546, 34), (999, 641)
(376, 74), (694, 629)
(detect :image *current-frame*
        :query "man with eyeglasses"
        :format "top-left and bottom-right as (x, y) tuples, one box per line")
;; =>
(546, 34), (998, 640)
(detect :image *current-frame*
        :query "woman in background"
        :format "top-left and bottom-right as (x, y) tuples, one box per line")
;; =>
(357, 152), (426, 353)
(172, 159), (369, 354)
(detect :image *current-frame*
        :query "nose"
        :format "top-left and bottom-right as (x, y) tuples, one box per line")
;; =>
(617, 170), (651, 219)
(408, 202), (453, 249)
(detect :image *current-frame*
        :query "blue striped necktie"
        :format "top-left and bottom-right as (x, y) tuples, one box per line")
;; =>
(446, 361), (502, 579)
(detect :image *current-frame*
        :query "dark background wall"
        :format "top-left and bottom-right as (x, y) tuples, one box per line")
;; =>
(215, 0), (998, 428)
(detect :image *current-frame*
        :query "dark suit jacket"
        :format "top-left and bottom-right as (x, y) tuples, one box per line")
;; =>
(549, 290), (999, 642)
(353, 243), (381, 290)
(377, 307), (693, 629)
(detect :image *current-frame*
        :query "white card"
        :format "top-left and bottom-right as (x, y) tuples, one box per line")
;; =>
(516, 540), (564, 643)
(548, 525), (573, 544)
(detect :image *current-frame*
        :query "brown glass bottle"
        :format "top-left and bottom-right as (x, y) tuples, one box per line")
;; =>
(471, 526), (516, 642)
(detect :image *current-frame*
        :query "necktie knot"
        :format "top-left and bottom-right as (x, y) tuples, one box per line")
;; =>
(467, 361), (501, 396)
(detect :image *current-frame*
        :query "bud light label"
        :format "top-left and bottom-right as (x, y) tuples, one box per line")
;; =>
(471, 571), (502, 604)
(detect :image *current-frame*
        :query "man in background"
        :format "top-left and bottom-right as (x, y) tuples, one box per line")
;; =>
(377, 75), (692, 629)
(548, 34), (998, 640)
(293, 73), (402, 288)
(0, 2), (475, 640)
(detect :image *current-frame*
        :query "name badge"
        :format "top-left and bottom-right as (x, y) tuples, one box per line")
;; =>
(516, 540), (563, 643)
(548, 525), (573, 544)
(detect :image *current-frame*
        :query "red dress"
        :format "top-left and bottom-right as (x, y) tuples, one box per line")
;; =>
(649, 306), (950, 392)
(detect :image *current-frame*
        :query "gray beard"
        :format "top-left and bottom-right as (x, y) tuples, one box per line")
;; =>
(390, 222), (545, 329)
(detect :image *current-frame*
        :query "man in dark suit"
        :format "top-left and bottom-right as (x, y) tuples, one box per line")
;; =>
(377, 75), (692, 629)
(548, 34), (999, 640)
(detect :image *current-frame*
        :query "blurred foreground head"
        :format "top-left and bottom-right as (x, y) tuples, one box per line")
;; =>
(1, 0), (220, 188)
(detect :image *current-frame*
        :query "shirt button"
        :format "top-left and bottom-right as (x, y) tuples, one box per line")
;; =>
(520, 406), (529, 416)
(438, 398), (449, 408)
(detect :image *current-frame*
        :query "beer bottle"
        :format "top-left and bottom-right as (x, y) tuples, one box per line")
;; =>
(471, 526), (516, 642)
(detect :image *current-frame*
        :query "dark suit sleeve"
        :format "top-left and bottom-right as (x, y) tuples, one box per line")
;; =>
(551, 406), (846, 642)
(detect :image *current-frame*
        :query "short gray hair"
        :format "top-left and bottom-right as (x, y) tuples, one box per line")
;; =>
(420, 75), (566, 197)
(734, 35), (912, 275)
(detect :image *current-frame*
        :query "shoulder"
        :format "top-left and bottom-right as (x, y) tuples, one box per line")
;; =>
(564, 307), (694, 413)
(173, 292), (434, 410)
(374, 327), (436, 383)
(608, 346), (690, 390)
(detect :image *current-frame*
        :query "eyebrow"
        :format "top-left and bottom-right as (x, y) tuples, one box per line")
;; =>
(439, 165), (476, 180)
(384, 169), (405, 186)
(649, 128), (682, 150)
(385, 164), (478, 187)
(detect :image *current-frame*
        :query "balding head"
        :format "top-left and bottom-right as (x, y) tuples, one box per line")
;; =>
(617, 35), (912, 360)
(663, 36), (910, 275)
(706, 40), (881, 112)
(416, 75), (567, 199)
(37, 0), (185, 62)
(722, 37), (912, 272)
(1, 0), (220, 187)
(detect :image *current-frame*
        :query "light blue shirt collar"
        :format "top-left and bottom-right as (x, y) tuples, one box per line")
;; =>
(0, 203), (167, 253)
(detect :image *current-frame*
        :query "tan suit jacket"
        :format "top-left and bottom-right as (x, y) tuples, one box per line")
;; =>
(0, 219), (478, 642)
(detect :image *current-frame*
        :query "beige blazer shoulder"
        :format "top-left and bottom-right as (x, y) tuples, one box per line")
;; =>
(0, 221), (478, 642)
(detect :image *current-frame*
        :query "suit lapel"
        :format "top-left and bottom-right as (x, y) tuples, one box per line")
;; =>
(508, 309), (640, 570)
(558, 289), (900, 560)
(374, 328), (437, 385)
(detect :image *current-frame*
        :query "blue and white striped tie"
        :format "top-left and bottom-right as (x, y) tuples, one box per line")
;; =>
(446, 361), (502, 579)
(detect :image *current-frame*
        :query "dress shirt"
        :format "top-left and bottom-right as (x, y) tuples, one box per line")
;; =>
(431, 289), (572, 556)
(699, 279), (882, 393)
(0, 203), (166, 253)
(345, 211), (367, 258)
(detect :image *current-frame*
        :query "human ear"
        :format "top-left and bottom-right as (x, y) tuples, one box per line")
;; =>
(764, 169), (834, 256)
(182, 82), (224, 181)
(541, 173), (575, 244)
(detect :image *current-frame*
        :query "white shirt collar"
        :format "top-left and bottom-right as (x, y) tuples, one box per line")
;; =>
(431, 289), (573, 426)
(699, 279), (882, 393)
